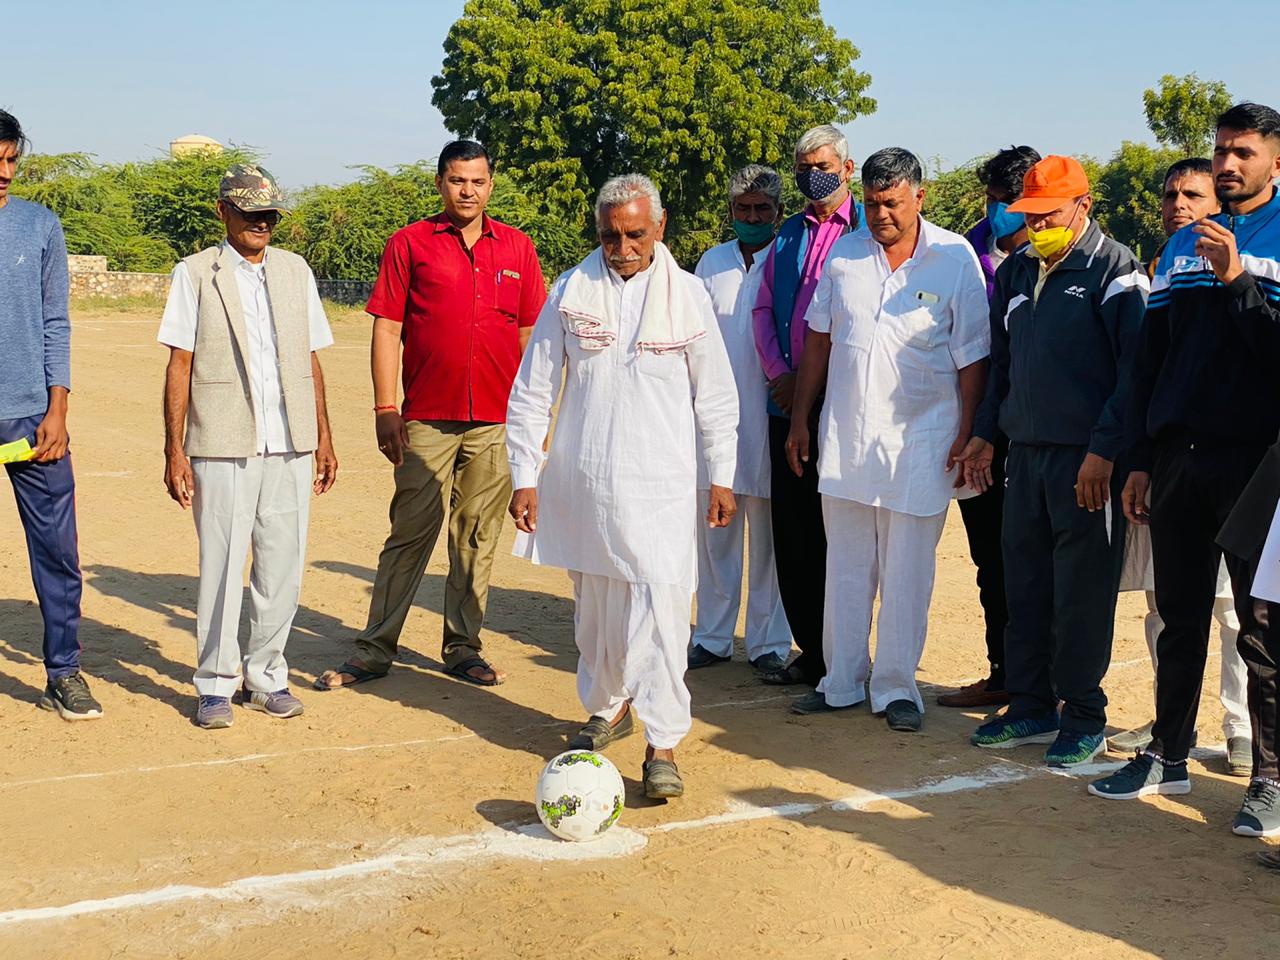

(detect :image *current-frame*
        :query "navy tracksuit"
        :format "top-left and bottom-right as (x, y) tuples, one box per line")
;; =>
(2, 417), (83, 679)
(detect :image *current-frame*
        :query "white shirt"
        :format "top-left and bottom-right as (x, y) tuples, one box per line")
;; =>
(693, 240), (771, 498)
(804, 217), (991, 517)
(506, 256), (739, 589)
(158, 244), (334, 455)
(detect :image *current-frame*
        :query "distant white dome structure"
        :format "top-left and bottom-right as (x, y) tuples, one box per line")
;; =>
(169, 134), (223, 158)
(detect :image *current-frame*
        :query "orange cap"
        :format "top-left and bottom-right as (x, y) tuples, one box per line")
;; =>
(1007, 155), (1090, 214)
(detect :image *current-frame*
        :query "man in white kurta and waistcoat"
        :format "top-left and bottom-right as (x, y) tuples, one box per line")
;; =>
(688, 165), (792, 675)
(786, 148), (990, 733)
(506, 174), (739, 799)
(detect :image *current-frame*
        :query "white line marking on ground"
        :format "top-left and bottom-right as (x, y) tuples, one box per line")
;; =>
(0, 765), (1028, 927)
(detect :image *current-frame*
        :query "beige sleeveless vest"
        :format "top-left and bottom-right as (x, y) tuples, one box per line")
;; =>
(181, 244), (318, 458)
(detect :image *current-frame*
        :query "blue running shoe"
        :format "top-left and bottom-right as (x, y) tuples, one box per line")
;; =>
(1088, 752), (1190, 800)
(1045, 730), (1105, 767)
(970, 712), (1059, 748)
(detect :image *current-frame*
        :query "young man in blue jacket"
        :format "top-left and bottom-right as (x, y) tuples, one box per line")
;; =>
(0, 108), (101, 720)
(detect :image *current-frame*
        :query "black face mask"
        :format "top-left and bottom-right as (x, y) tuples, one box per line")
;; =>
(796, 167), (843, 202)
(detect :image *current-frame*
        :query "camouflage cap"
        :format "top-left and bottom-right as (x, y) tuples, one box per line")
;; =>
(218, 163), (289, 213)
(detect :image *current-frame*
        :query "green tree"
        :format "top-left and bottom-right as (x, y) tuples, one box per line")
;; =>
(922, 157), (985, 236)
(431, 0), (874, 264)
(1092, 141), (1182, 261)
(1142, 73), (1232, 156)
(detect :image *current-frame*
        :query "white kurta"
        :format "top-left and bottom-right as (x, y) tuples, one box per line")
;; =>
(805, 218), (990, 518)
(692, 240), (771, 498)
(506, 257), (739, 590)
(805, 218), (989, 714)
(690, 240), (790, 661)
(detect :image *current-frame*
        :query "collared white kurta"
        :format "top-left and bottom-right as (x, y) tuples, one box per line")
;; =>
(691, 240), (790, 661)
(805, 217), (990, 712)
(806, 218), (990, 518)
(507, 257), (739, 590)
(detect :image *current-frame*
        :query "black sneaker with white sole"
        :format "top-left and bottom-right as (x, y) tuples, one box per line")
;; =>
(38, 673), (103, 721)
(1233, 780), (1280, 837)
(1088, 752), (1189, 800)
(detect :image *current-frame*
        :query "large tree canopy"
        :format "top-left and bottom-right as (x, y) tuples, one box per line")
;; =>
(1142, 73), (1232, 157)
(431, 0), (875, 264)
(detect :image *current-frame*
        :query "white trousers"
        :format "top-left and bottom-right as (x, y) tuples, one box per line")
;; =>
(1143, 591), (1250, 740)
(817, 497), (947, 712)
(192, 453), (313, 698)
(693, 492), (792, 661)
(569, 572), (693, 750)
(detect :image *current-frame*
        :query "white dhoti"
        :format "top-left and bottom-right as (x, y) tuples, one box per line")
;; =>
(191, 452), (313, 697)
(570, 572), (693, 750)
(817, 496), (947, 712)
(693, 491), (791, 661)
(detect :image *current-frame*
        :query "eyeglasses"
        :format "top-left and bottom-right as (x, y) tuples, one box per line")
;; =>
(227, 205), (282, 227)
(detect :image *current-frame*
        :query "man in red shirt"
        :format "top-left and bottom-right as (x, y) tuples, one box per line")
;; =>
(317, 140), (546, 689)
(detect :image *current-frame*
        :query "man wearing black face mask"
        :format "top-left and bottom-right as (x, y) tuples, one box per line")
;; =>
(750, 125), (863, 687)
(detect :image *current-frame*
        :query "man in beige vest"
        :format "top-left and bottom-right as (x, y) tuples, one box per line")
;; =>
(158, 165), (338, 729)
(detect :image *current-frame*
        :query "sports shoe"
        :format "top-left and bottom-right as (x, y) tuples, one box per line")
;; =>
(1227, 737), (1253, 778)
(687, 645), (730, 670)
(1087, 752), (1190, 800)
(243, 688), (304, 719)
(1107, 721), (1153, 754)
(1045, 730), (1105, 767)
(1232, 780), (1280, 837)
(38, 673), (103, 721)
(970, 712), (1059, 748)
(195, 695), (234, 729)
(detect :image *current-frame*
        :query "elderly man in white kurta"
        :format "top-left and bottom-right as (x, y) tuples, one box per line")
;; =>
(506, 174), (739, 799)
(786, 148), (990, 732)
(689, 165), (792, 675)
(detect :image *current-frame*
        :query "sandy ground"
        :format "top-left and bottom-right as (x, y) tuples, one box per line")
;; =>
(0, 306), (1276, 959)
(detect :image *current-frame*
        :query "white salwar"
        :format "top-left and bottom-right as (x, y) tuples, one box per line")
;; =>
(805, 218), (990, 713)
(507, 245), (739, 747)
(691, 241), (790, 661)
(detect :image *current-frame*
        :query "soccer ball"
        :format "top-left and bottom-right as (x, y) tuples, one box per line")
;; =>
(535, 750), (625, 842)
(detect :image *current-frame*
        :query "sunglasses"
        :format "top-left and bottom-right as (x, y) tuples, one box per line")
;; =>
(226, 204), (282, 227)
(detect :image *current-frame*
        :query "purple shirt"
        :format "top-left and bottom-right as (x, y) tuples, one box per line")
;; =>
(752, 193), (856, 381)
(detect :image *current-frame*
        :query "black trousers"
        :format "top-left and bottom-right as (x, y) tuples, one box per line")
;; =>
(1222, 545), (1280, 780)
(1149, 439), (1268, 762)
(768, 414), (826, 683)
(1002, 443), (1126, 734)
(957, 436), (1009, 687)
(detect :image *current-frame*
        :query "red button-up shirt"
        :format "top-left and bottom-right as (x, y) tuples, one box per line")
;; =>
(367, 213), (546, 423)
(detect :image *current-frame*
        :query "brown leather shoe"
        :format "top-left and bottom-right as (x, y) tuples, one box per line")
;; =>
(937, 677), (1010, 708)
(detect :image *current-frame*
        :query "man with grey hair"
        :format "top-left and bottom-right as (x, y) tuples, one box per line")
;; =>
(688, 164), (792, 675)
(506, 173), (739, 798)
(786, 147), (990, 732)
(751, 125), (863, 688)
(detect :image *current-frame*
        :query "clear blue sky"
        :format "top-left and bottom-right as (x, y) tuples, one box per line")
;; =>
(7, 0), (1275, 189)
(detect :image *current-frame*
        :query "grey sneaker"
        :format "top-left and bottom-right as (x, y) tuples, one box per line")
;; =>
(38, 673), (103, 721)
(1227, 737), (1253, 778)
(1233, 780), (1280, 837)
(243, 688), (304, 719)
(1088, 752), (1190, 800)
(1107, 721), (1153, 754)
(195, 695), (234, 729)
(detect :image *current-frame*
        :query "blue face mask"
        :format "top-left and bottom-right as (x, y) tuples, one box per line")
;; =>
(731, 219), (775, 245)
(796, 167), (843, 202)
(987, 201), (1025, 240)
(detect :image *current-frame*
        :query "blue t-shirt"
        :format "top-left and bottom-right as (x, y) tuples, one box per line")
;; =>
(0, 196), (71, 420)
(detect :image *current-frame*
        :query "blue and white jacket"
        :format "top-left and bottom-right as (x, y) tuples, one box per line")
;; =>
(1128, 186), (1280, 470)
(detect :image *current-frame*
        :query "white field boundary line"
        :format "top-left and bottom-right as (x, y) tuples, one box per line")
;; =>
(0, 763), (1031, 928)
(0, 696), (786, 792)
